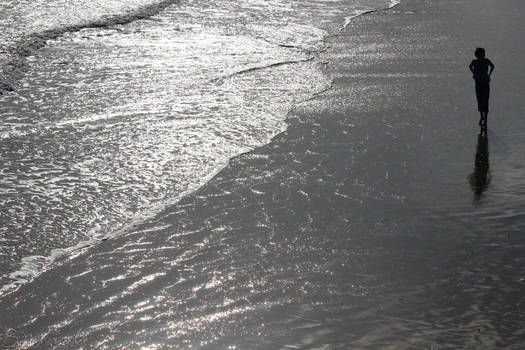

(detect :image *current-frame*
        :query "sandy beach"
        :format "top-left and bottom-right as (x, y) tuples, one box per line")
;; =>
(2, 0), (525, 348)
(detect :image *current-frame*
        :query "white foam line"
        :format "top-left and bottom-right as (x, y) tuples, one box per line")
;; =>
(56, 111), (133, 127)
(341, 0), (402, 32)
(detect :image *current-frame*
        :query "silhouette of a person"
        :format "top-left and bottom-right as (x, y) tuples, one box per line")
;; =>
(469, 132), (490, 201)
(469, 47), (494, 131)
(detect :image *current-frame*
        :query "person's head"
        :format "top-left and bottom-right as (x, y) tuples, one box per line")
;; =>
(474, 47), (486, 59)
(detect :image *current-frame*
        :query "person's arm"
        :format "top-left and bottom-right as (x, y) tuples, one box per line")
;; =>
(488, 59), (495, 77)
(469, 60), (475, 73)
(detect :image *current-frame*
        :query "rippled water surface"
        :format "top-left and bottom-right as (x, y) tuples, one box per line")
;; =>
(3, 0), (525, 348)
(0, 0), (395, 294)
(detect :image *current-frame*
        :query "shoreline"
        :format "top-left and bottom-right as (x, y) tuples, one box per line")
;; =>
(0, 0), (398, 298)
(2, 0), (525, 348)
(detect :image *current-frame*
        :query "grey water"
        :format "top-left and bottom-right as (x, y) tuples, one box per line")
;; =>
(0, 0), (396, 296)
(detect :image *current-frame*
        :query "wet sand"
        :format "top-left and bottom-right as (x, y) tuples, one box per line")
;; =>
(2, 0), (525, 348)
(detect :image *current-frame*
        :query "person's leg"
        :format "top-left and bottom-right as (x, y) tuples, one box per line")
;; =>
(482, 83), (490, 129)
(475, 82), (484, 126)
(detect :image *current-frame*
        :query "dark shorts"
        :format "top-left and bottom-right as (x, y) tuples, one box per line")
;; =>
(475, 81), (490, 113)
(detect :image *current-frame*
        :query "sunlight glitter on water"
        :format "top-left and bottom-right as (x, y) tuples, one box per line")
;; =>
(0, 4), (332, 292)
(0, 0), (396, 298)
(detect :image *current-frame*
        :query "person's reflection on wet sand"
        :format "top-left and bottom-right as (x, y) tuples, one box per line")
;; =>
(469, 132), (491, 201)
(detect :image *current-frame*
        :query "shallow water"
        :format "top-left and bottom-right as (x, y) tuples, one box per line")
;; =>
(2, 0), (525, 348)
(0, 0), (395, 297)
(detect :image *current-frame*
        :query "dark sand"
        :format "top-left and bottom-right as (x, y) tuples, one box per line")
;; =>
(2, 0), (525, 348)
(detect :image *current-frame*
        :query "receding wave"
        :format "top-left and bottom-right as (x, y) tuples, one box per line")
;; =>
(0, 0), (401, 297)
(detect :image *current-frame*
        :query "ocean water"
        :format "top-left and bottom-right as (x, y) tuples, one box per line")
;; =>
(0, 0), (397, 296)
